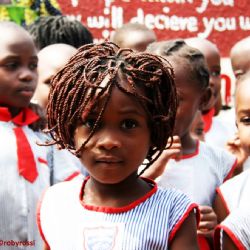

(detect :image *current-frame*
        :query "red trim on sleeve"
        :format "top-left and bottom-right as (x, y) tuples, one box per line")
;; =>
(214, 224), (246, 250)
(64, 171), (81, 181)
(36, 188), (51, 250)
(79, 176), (158, 213)
(181, 140), (199, 159)
(215, 187), (230, 215)
(224, 158), (238, 182)
(168, 203), (199, 244)
(38, 157), (48, 165)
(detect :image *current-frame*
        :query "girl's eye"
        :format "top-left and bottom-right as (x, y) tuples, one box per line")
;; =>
(82, 118), (97, 129)
(210, 70), (221, 77)
(240, 117), (250, 125)
(5, 62), (18, 70)
(29, 62), (38, 70)
(121, 119), (138, 130)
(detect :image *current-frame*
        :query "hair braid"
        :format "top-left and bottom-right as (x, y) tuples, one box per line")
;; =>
(47, 42), (177, 173)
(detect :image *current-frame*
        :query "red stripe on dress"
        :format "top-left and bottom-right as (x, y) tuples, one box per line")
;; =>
(36, 188), (51, 250)
(64, 171), (81, 181)
(214, 224), (246, 250)
(168, 203), (199, 244)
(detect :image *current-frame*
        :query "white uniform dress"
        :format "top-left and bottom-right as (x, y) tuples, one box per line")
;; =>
(214, 208), (250, 250)
(38, 177), (198, 250)
(0, 109), (84, 250)
(216, 168), (250, 213)
(157, 141), (237, 206)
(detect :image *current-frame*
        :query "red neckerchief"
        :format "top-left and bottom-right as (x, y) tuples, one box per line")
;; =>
(0, 107), (40, 183)
(202, 108), (215, 133)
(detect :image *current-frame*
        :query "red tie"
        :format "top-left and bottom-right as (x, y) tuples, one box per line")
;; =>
(0, 107), (40, 183)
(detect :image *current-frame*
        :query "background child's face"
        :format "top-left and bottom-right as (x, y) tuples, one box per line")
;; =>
(202, 48), (221, 111)
(172, 61), (204, 138)
(120, 30), (156, 52)
(236, 78), (250, 155)
(33, 44), (76, 109)
(0, 31), (38, 109)
(74, 86), (151, 184)
(231, 50), (250, 80)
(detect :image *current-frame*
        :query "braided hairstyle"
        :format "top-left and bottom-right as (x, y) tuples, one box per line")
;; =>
(147, 39), (210, 90)
(46, 42), (177, 174)
(26, 16), (93, 50)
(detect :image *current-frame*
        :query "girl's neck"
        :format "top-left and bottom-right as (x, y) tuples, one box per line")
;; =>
(180, 132), (197, 155)
(83, 174), (152, 208)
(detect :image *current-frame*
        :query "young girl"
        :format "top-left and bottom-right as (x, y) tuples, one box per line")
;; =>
(214, 73), (250, 249)
(186, 37), (236, 149)
(37, 42), (200, 250)
(146, 40), (237, 250)
(0, 21), (82, 250)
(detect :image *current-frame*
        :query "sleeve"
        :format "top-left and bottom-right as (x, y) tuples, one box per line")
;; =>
(214, 209), (250, 250)
(219, 148), (237, 182)
(50, 145), (85, 184)
(168, 190), (199, 244)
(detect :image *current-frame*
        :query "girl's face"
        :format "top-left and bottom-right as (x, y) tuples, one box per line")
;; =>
(202, 48), (221, 111)
(0, 32), (38, 110)
(173, 62), (204, 138)
(74, 86), (151, 184)
(236, 79), (250, 155)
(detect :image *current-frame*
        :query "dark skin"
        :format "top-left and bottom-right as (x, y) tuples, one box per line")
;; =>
(213, 193), (229, 224)
(221, 232), (238, 250)
(43, 86), (199, 250)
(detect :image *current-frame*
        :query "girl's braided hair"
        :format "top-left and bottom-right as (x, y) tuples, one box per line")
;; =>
(26, 16), (93, 50)
(46, 41), (177, 174)
(147, 39), (210, 90)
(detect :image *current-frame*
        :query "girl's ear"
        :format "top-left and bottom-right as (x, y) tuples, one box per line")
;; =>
(199, 86), (212, 111)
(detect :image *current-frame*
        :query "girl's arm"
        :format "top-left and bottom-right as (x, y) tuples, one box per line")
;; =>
(221, 232), (238, 250)
(213, 191), (229, 224)
(169, 211), (199, 250)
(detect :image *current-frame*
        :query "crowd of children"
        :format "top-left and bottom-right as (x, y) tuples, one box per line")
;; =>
(0, 14), (250, 250)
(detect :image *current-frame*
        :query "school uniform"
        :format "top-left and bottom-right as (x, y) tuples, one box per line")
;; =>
(214, 208), (250, 250)
(216, 168), (250, 214)
(0, 107), (83, 250)
(38, 177), (198, 250)
(157, 141), (237, 207)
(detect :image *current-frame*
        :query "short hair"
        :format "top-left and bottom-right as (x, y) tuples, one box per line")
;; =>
(111, 22), (156, 47)
(26, 15), (93, 50)
(147, 39), (210, 90)
(46, 42), (177, 174)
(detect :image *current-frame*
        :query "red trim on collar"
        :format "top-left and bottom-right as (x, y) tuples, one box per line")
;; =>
(181, 140), (199, 159)
(79, 176), (157, 213)
(0, 107), (39, 125)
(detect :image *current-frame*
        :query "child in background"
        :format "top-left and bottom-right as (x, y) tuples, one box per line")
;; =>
(111, 22), (156, 52)
(214, 73), (250, 220)
(33, 43), (87, 179)
(186, 37), (236, 149)
(213, 73), (250, 249)
(146, 40), (237, 250)
(0, 21), (82, 250)
(37, 42), (200, 250)
(33, 43), (77, 109)
(26, 15), (93, 50)
(230, 36), (250, 80)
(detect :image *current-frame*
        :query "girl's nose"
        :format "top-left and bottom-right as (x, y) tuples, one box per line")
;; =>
(96, 130), (122, 150)
(19, 68), (36, 82)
